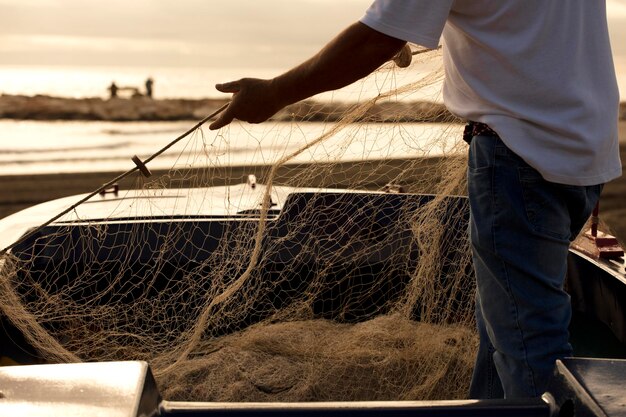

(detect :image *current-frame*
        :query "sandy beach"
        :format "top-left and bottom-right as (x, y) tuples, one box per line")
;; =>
(1, 121), (625, 244)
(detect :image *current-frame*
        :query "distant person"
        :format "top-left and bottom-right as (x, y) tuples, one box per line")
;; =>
(108, 82), (118, 99)
(145, 78), (154, 98)
(208, 0), (620, 400)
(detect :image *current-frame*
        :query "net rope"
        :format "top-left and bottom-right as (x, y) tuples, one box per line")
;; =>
(0, 47), (478, 401)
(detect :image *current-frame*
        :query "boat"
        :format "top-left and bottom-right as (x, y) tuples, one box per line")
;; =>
(0, 180), (625, 416)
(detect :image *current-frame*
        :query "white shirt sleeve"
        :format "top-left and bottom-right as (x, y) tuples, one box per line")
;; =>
(360, 0), (454, 49)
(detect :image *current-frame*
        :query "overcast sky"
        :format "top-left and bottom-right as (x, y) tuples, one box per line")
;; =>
(1, 0), (625, 82)
(0, 0), (368, 68)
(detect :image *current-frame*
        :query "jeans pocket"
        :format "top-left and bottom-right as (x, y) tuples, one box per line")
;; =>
(468, 136), (495, 173)
(518, 167), (571, 241)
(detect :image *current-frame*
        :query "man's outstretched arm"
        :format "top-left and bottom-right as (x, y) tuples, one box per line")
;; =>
(209, 22), (406, 130)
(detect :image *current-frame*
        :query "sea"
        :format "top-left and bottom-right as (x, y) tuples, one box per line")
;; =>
(0, 64), (624, 176)
(0, 65), (460, 176)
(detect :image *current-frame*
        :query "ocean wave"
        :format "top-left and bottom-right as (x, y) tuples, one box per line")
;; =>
(101, 128), (186, 136)
(0, 141), (134, 155)
(0, 144), (296, 165)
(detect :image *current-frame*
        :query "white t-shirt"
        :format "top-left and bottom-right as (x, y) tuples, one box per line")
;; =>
(361, 0), (621, 186)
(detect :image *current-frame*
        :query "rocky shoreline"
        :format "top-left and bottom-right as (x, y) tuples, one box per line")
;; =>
(2, 94), (624, 123)
(0, 94), (457, 123)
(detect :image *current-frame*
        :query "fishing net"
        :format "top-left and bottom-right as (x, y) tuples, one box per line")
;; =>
(0, 46), (478, 401)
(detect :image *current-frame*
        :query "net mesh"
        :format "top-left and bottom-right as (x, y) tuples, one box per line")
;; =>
(0, 47), (478, 401)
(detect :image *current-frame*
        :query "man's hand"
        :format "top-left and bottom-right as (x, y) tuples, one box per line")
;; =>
(209, 22), (405, 130)
(209, 78), (284, 130)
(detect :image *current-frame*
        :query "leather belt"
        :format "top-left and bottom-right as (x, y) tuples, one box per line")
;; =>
(463, 121), (499, 144)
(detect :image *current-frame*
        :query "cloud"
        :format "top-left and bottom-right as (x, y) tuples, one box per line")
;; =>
(1, 0), (624, 74)
(0, 34), (196, 54)
(0, 32), (315, 68)
(0, 0), (372, 67)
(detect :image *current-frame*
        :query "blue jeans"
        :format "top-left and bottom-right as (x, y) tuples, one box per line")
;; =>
(466, 133), (602, 399)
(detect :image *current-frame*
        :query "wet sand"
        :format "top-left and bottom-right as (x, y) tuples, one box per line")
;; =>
(0, 156), (447, 219)
(1, 121), (625, 243)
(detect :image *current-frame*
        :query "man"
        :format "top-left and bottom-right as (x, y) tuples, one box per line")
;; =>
(209, 0), (621, 399)
(145, 77), (154, 99)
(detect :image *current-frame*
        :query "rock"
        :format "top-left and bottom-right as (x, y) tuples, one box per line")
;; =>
(1, 94), (622, 123)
